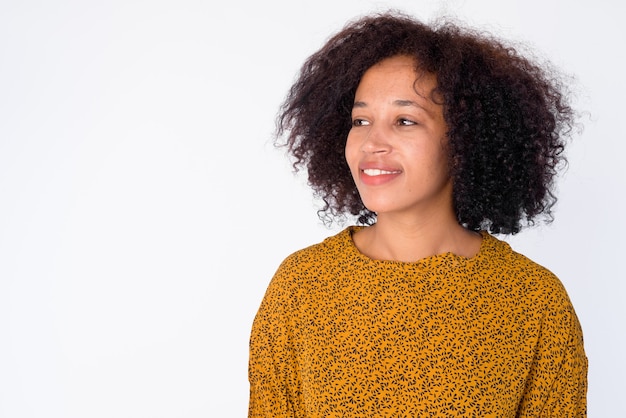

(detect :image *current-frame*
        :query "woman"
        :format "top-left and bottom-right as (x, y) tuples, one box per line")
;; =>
(249, 12), (587, 417)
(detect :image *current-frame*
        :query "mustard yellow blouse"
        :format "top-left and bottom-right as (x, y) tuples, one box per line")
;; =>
(249, 227), (587, 417)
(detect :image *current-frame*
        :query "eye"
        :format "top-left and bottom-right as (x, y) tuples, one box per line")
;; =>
(397, 118), (417, 126)
(352, 118), (370, 127)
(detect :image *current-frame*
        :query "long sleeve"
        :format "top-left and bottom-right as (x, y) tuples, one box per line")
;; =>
(248, 262), (301, 418)
(517, 297), (588, 417)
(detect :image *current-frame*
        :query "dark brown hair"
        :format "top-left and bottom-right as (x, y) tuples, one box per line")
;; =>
(276, 11), (576, 234)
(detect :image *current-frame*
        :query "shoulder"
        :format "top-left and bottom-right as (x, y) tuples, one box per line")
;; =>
(477, 233), (572, 308)
(478, 233), (584, 344)
(274, 227), (355, 279)
(264, 227), (356, 292)
(480, 233), (561, 280)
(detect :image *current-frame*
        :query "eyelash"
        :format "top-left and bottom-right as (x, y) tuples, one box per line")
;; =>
(351, 118), (417, 127)
(397, 118), (417, 126)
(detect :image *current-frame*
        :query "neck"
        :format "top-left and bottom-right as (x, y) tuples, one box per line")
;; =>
(354, 211), (481, 262)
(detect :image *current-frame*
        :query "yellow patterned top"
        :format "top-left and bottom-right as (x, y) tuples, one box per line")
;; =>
(249, 227), (587, 417)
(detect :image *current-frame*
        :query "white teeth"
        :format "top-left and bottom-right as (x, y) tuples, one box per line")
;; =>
(363, 169), (400, 176)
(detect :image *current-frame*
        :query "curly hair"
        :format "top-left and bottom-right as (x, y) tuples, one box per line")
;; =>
(276, 11), (576, 234)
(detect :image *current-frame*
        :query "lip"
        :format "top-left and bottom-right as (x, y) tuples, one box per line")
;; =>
(358, 162), (402, 186)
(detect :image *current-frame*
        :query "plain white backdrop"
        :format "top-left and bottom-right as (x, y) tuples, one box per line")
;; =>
(0, 0), (624, 416)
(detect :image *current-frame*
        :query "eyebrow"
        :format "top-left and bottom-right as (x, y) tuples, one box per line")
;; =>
(394, 99), (424, 108)
(352, 99), (428, 109)
(352, 99), (434, 116)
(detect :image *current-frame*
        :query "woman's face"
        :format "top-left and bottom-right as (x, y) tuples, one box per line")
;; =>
(345, 55), (452, 220)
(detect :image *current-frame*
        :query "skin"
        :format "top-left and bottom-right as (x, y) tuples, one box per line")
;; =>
(345, 55), (482, 262)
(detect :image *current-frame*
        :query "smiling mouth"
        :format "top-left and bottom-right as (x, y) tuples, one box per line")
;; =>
(362, 169), (402, 176)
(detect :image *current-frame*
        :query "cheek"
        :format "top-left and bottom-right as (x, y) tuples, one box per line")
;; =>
(344, 134), (359, 172)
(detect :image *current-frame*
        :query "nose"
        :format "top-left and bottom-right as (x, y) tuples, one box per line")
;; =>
(360, 124), (392, 154)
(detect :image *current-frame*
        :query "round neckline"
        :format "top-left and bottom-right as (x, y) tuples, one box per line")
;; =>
(344, 225), (491, 267)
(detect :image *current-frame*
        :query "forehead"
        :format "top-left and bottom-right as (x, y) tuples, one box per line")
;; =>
(369, 55), (417, 71)
(356, 55), (438, 100)
(361, 56), (416, 82)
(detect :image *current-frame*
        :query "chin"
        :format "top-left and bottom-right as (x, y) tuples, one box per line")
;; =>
(360, 199), (400, 215)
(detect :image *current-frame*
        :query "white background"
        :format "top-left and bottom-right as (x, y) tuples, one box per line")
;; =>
(0, 0), (624, 416)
